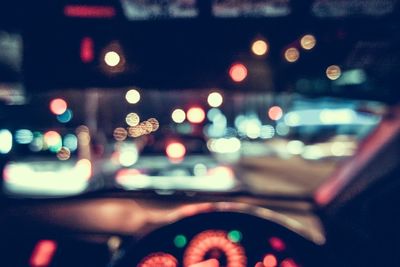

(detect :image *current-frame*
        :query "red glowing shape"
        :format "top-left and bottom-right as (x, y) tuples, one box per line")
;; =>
(187, 107), (206, 124)
(268, 106), (283, 121)
(229, 63), (248, 82)
(263, 254), (278, 267)
(29, 240), (57, 267)
(269, 237), (286, 252)
(64, 5), (116, 18)
(189, 259), (220, 267)
(49, 98), (67, 115)
(138, 252), (178, 267)
(166, 142), (186, 160)
(80, 37), (94, 63)
(183, 230), (246, 267)
(280, 258), (299, 267)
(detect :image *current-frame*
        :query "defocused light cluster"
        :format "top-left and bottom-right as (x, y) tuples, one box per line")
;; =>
(114, 118), (160, 141)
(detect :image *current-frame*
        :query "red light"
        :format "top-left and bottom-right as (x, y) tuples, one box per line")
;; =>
(229, 63), (248, 82)
(280, 258), (299, 267)
(255, 263), (264, 267)
(189, 259), (220, 267)
(263, 254), (278, 267)
(64, 5), (116, 18)
(187, 107), (205, 124)
(269, 237), (286, 252)
(49, 98), (67, 115)
(29, 240), (57, 267)
(268, 106), (283, 121)
(166, 142), (186, 160)
(80, 37), (94, 63)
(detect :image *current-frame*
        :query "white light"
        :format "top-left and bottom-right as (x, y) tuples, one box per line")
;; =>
(284, 112), (301, 127)
(171, 108), (186, 123)
(119, 145), (138, 167)
(209, 138), (241, 154)
(207, 92), (223, 108)
(331, 142), (346, 156)
(287, 140), (304, 155)
(245, 122), (261, 139)
(0, 129), (12, 154)
(193, 163), (208, 176)
(125, 89), (141, 104)
(3, 160), (90, 196)
(320, 109), (355, 124)
(104, 51), (121, 67)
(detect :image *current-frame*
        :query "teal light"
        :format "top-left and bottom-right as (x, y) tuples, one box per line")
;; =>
(227, 230), (242, 243)
(57, 109), (73, 123)
(174, 235), (187, 248)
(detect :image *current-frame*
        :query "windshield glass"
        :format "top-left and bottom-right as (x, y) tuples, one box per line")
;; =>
(0, 88), (383, 197)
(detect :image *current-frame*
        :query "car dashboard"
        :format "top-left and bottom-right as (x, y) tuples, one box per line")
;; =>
(0, 195), (325, 267)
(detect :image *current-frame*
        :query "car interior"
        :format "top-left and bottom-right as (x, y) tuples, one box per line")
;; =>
(0, 0), (399, 266)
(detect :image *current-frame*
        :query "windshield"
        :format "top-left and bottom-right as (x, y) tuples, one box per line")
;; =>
(0, 0), (398, 198)
(0, 88), (383, 197)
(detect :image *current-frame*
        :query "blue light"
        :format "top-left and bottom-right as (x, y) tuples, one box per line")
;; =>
(63, 134), (78, 152)
(15, 129), (34, 144)
(57, 109), (73, 123)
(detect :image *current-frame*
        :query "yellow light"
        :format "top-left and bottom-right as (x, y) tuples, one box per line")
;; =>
(251, 39), (268, 56)
(125, 89), (141, 104)
(207, 92), (223, 108)
(326, 65), (342, 80)
(125, 113), (140, 127)
(300, 34), (316, 50)
(104, 51), (120, 67)
(172, 109), (186, 123)
(113, 127), (128, 141)
(284, 47), (300, 63)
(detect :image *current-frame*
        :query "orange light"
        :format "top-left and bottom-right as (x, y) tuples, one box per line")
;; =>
(43, 131), (61, 147)
(284, 47), (300, 63)
(251, 39), (269, 56)
(187, 107), (205, 124)
(49, 98), (67, 115)
(263, 254), (278, 267)
(268, 106), (283, 121)
(116, 169), (141, 184)
(29, 240), (57, 267)
(229, 63), (248, 82)
(80, 37), (94, 63)
(166, 142), (186, 160)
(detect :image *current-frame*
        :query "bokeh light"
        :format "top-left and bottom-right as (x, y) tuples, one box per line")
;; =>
(166, 142), (186, 160)
(263, 254), (278, 267)
(172, 109), (186, 123)
(268, 106), (283, 121)
(207, 92), (223, 108)
(104, 51), (120, 67)
(50, 98), (67, 115)
(251, 39), (269, 56)
(44, 131), (62, 152)
(125, 112), (140, 126)
(113, 127), (128, 141)
(147, 118), (160, 132)
(125, 89), (141, 104)
(0, 129), (12, 154)
(229, 63), (248, 82)
(187, 107), (205, 124)
(300, 34), (316, 50)
(63, 134), (78, 152)
(57, 147), (71, 160)
(15, 129), (33, 144)
(57, 109), (73, 123)
(284, 47), (300, 63)
(326, 65), (342, 80)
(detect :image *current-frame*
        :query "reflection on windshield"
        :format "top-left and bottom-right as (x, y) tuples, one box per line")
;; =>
(0, 89), (383, 197)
